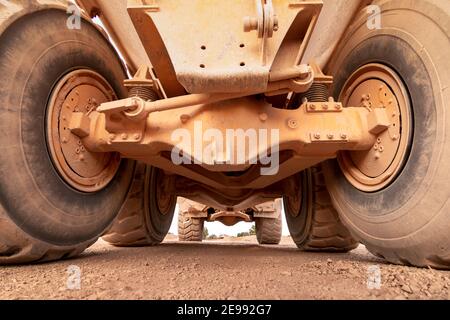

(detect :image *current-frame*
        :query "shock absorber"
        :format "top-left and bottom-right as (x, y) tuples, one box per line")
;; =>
(124, 65), (160, 102)
(128, 86), (158, 102)
(300, 83), (330, 103)
(287, 83), (330, 109)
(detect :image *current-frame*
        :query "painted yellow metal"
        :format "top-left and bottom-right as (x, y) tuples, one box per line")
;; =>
(337, 64), (411, 192)
(76, 0), (367, 93)
(47, 70), (121, 193)
(70, 0), (387, 210)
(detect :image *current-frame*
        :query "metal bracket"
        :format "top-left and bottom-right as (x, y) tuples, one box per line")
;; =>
(305, 100), (343, 113)
(243, 0), (279, 65)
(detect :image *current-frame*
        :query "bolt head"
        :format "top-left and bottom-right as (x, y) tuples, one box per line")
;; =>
(259, 113), (268, 122)
(327, 133), (334, 139)
(121, 134), (128, 140)
(180, 114), (190, 124)
(288, 119), (298, 129)
(314, 133), (321, 139)
(340, 133), (347, 140)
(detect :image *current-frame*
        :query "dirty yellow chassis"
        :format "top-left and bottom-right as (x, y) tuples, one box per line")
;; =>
(66, 78), (390, 210)
(61, 0), (393, 211)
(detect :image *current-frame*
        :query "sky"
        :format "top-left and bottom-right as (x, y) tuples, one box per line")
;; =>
(168, 202), (291, 237)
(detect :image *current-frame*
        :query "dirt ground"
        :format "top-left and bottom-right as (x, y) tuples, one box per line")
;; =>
(0, 235), (449, 300)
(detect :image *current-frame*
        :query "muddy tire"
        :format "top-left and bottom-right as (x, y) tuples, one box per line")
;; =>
(103, 164), (177, 246)
(283, 167), (358, 252)
(255, 216), (282, 245)
(0, 9), (135, 264)
(324, 0), (450, 268)
(178, 213), (204, 242)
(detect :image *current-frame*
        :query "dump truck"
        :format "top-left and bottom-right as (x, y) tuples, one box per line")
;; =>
(0, 0), (448, 269)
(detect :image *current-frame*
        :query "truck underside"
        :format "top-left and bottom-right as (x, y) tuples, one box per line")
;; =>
(0, 0), (448, 268)
(68, 0), (378, 211)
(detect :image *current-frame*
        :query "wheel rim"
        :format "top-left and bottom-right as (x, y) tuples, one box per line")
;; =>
(154, 169), (174, 215)
(46, 69), (121, 193)
(338, 64), (412, 192)
(285, 179), (301, 217)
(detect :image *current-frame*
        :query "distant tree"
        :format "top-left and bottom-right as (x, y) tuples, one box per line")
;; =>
(207, 234), (218, 240)
(203, 227), (209, 240)
(249, 224), (256, 235)
(237, 232), (250, 237)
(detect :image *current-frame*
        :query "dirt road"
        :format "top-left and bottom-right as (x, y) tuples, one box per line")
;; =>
(0, 236), (449, 300)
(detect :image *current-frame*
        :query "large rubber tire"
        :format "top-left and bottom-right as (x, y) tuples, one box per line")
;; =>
(324, 0), (450, 268)
(103, 164), (177, 246)
(255, 216), (282, 245)
(283, 167), (358, 252)
(0, 9), (135, 264)
(178, 212), (204, 242)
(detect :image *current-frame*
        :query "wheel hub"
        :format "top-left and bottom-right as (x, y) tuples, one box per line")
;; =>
(338, 64), (411, 192)
(47, 70), (121, 193)
(155, 170), (173, 214)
